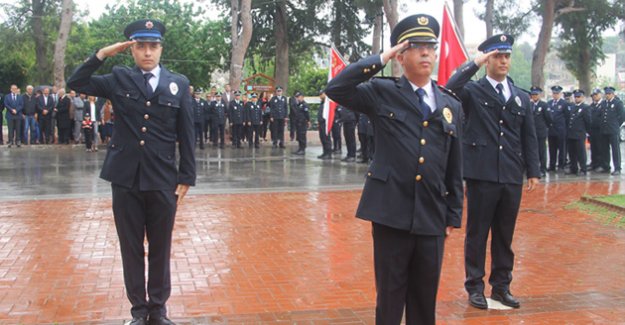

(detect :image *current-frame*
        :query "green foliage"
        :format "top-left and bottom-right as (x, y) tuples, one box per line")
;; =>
(288, 60), (327, 97)
(328, 0), (370, 62)
(0, 25), (35, 91)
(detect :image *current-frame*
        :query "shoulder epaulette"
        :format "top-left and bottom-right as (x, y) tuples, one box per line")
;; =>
(437, 85), (460, 102)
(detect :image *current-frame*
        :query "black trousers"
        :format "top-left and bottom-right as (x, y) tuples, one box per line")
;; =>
(231, 124), (242, 147)
(465, 180), (522, 294)
(204, 119), (211, 141)
(599, 133), (621, 172)
(83, 128), (93, 149)
(567, 138), (586, 173)
(194, 122), (204, 149)
(373, 223), (444, 325)
(272, 118), (285, 146)
(58, 126), (71, 144)
(537, 137), (547, 173)
(289, 117), (295, 140)
(112, 181), (177, 319)
(331, 122), (342, 151)
(318, 121), (332, 154)
(0, 114), (3, 143)
(246, 124), (261, 147)
(261, 114), (271, 140)
(548, 135), (566, 169)
(7, 118), (22, 144)
(296, 121), (307, 150)
(589, 129), (602, 169)
(343, 121), (356, 158)
(40, 118), (53, 144)
(358, 133), (370, 160)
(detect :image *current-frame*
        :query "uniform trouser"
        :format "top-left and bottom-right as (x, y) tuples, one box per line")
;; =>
(368, 135), (375, 158)
(289, 117), (295, 140)
(343, 121), (357, 158)
(296, 121), (307, 150)
(318, 122), (332, 155)
(567, 138), (587, 173)
(373, 223), (444, 325)
(358, 132), (369, 160)
(548, 135), (566, 169)
(58, 126), (71, 144)
(40, 118), (53, 144)
(332, 123), (342, 151)
(465, 180), (522, 294)
(246, 124), (261, 147)
(232, 124), (242, 147)
(589, 129), (602, 168)
(262, 115), (271, 139)
(112, 180), (177, 319)
(599, 133), (621, 171)
(537, 137), (547, 172)
(204, 119), (211, 141)
(7, 118), (22, 145)
(272, 118), (285, 146)
(242, 124), (250, 142)
(23, 115), (37, 144)
(194, 122), (204, 148)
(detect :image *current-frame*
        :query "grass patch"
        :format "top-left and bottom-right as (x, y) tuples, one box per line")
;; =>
(593, 195), (625, 208)
(566, 201), (625, 229)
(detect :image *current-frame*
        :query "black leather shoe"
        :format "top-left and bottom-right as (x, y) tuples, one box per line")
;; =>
(149, 316), (176, 325)
(124, 317), (147, 325)
(611, 170), (621, 176)
(491, 290), (520, 308)
(341, 156), (355, 163)
(468, 292), (488, 309)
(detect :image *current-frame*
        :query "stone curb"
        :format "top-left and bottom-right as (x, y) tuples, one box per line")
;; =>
(580, 195), (625, 214)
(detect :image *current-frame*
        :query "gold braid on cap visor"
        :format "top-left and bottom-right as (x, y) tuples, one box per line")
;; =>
(397, 27), (436, 43)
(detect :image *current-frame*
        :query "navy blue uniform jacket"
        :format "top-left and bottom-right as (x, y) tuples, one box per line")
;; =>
(446, 61), (540, 184)
(566, 103), (591, 140)
(325, 55), (463, 236)
(67, 54), (196, 191)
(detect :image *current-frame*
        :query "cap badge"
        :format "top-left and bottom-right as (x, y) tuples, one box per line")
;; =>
(443, 107), (453, 124)
(500, 35), (507, 42)
(145, 21), (154, 29)
(418, 16), (429, 26)
(169, 82), (179, 95)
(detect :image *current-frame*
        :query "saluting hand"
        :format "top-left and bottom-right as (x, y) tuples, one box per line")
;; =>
(381, 40), (409, 65)
(96, 40), (136, 61)
(175, 184), (190, 205)
(474, 49), (500, 67)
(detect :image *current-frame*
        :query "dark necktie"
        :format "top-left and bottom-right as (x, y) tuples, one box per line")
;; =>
(415, 88), (430, 119)
(143, 72), (154, 97)
(496, 83), (506, 103)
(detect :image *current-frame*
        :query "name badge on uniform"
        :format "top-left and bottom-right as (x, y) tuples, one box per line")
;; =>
(515, 96), (522, 107)
(169, 82), (179, 95)
(538, 107), (542, 112)
(443, 107), (453, 123)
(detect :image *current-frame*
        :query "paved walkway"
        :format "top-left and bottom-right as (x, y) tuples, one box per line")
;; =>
(1, 145), (625, 324)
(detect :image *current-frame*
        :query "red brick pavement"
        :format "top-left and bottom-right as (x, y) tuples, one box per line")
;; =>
(1, 182), (625, 324)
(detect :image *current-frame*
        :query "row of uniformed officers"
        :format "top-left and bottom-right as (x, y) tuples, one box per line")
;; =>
(531, 85), (624, 176)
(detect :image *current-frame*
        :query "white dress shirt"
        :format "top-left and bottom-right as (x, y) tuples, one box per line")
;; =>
(486, 75), (511, 102)
(141, 65), (161, 92)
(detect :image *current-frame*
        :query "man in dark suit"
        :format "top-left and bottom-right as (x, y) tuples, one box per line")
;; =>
(37, 87), (55, 144)
(5, 84), (24, 147)
(599, 86), (625, 175)
(291, 91), (310, 155)
(446, 34), (540, 310)
(326, 14), (463, 325)
(336, 104), (357, 162)
(22, 85), (38, 145)
(565, 89), (591, 175)
(588, 88), (604, 171)
(229, 90), (244, 148)
(54, 88), (72, 144)
(269, 86), (288, 148)
(530, 86), (551, 176)
(547, 86), (568, 171)
(317, 91), (333, 160)
(67, 19), (195, 325)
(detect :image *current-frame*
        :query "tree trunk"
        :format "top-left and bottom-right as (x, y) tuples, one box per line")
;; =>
(274, 1), (289, 93)
(579, 47), (592, 94)
(383, 0), (401, 76)
(372, 13), (382, 55)
(485, 0), (494, 38)
(229, 0), (253, 91)
(53, 0), (73, 89)
(332, 0), (342, 50)
(531, 0), (555, 89)
(453, 0), (465, 39)
(31, 0), (49, 85)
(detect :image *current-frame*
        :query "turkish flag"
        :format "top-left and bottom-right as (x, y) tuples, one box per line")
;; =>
(324, 46), (347, 134)
(438, 3), (468, 86)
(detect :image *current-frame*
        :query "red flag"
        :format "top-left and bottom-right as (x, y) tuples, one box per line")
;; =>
(324, 45), (347, 134)
(438, 2), (468, 86)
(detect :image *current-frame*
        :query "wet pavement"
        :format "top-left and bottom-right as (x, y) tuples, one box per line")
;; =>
(1, 142), (625, 324)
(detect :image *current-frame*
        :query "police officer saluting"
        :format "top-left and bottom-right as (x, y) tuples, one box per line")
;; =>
(292, 91), (311, 155)
(565, 89), (591, 175)
(530, 86), (551, 176)
(67, 19), (195, 325)
(446, 34), (540, 310)
(326, 14), (463, 325)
